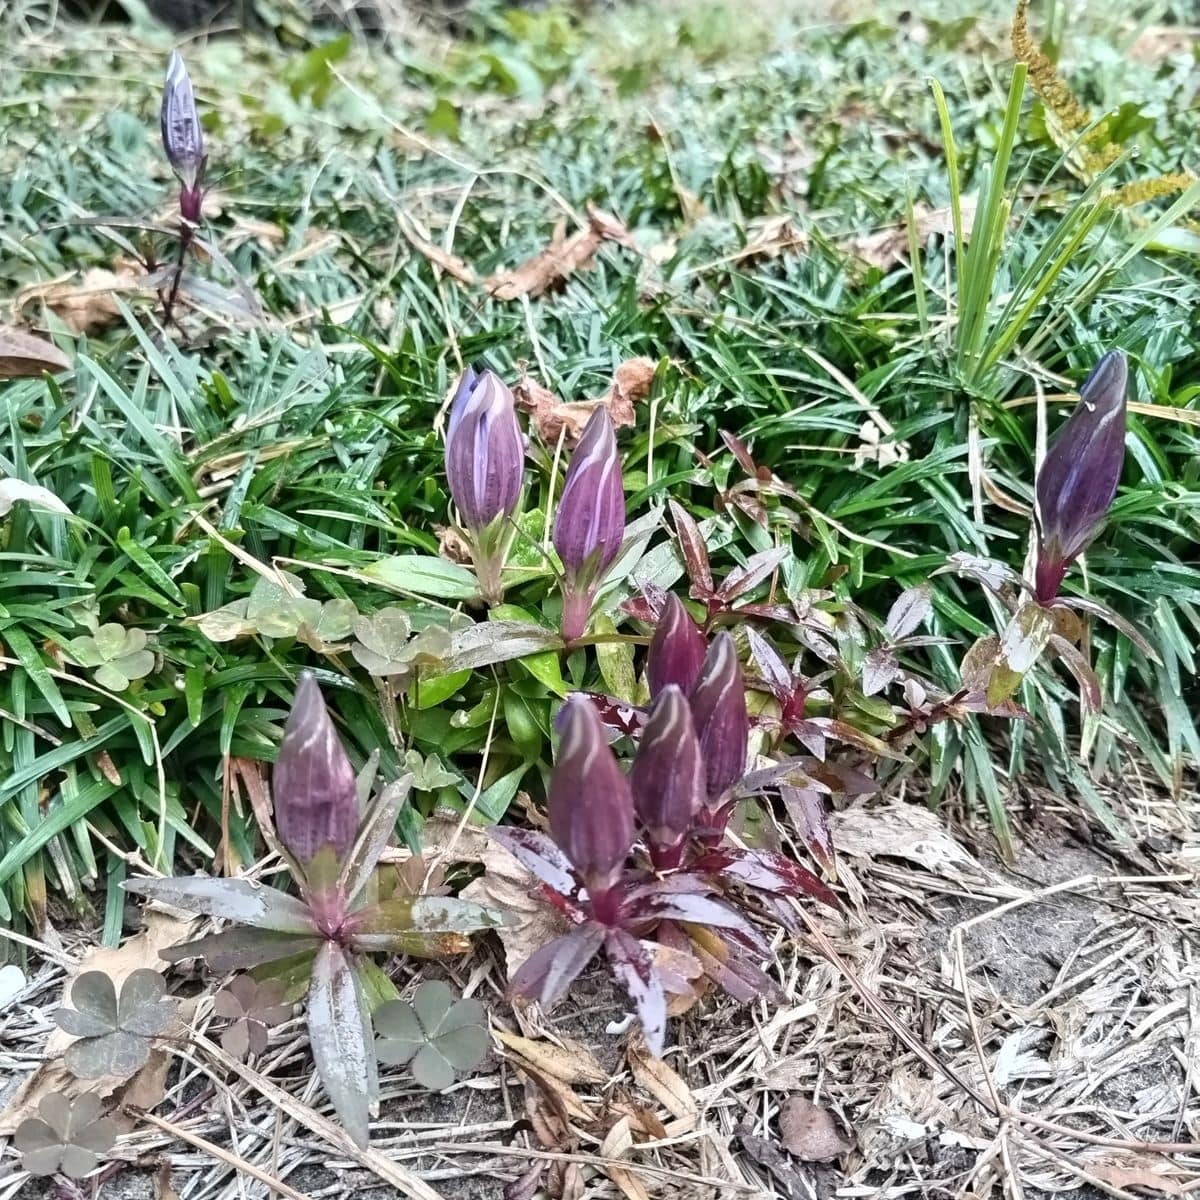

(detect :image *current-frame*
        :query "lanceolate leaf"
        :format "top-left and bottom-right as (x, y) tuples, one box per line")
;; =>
(123, 876), (315, 932)
(720, 546), (789, 603)
(338, 774), (414, 902)
(668, 500), (714, 597)
(346, 896), (508, 936)
(1054, 595), (1159, 660)
(508, 924), (605, 1007)
(780, 786), (835, 876)
(486, 826), (578, 896)
(603, 929), (666, 1058)
(161, 928), (322, 972)
(638, 892), (769, 952)
(307, 943), (376, 1149)
(692, 847), (839, 908)
(1049, 635), (1103, 715)
(440, 621), (563, 673)
(885, 584), (933, 640)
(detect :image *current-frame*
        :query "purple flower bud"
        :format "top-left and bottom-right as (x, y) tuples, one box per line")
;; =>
(553, 408), (625, 578)
(689, 633), (748, 810)
(647, 593), (707, 699)
(630, 686), (704, 868)
(1034, 350), (1128, 602)
(444, 369), (524, 532)
(553, 408), (625, 643)
(160, 51), (206, 193)
(549, 696), (634, 899)
(273, 673), (358, 864)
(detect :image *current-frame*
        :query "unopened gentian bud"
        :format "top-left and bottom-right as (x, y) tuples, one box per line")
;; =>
(647, 593), (707, 698)
(553, 408), (625, 644)
(1034, 350), (1128, 602)
(161, 51), (207, 223)
(630, 686), (704, 869)
(549, 696), (634, 912)
(445, 369), (524, 531)
(273, 673), (358, 864)
(688, 633), (749, 828)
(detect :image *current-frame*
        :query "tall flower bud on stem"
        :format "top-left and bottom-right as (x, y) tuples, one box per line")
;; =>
(1033, 350), (1128, 603)
(549, 697), (635, 923)
(159, 51), (207, 327)
(553, 408), (625, 645)
(630, 686), (704, 869)
(444, 369), (525, 605)
(688, 633), (749, 843)
(647, 593), (707, 699)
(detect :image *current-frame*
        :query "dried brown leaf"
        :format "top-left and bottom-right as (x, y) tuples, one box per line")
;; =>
(844, 197), (978, 270)
(626, 1036), (698, 1134)
(515, 356), (655, 447)
(778, 1096), (853, 1161)
(598, 1117), (652, 1200)
(1084, 1152), (1192, 1195)
(493, 1028), (607, 1085)
(486, 205), (634, 301)
(16, 266), (156, 335)
(0, 326), (71, 378)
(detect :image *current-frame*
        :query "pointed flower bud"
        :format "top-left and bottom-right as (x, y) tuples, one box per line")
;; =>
(553, 408), (625, 643)
(630, 686), (704, 868)
(1034, 350), (1128, 602)
(689, 633), (749, 811)
(445, 369), (524, 532)
(161, 51), (206, 220)
(549, 696), (634, 902)
(647, 593), (707, 699)
(273, 673), (358, 864)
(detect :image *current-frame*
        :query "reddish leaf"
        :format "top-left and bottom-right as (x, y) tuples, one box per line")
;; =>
(486, 826), (578, 896)
(668, 500), (714, 598)
(1048, 634), (1103, 715)
(604, 929), (666, 1058)
(693, 847), (839, 908)
(575, 692), (648, 739)
(720, 430), (759, 476)
(884, 584), (932, 640)
(508, 925), (605, 1008)
(719, 547), (790, 603)
(780, 786), (835, 876)
(746, 627), (794, 702)
(861, 647), (900, 696)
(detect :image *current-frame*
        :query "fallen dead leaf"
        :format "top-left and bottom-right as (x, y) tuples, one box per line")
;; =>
(829, 801), (990, 881)
(1083, 1152), (1192, 1195)
(626, 1035), (698, 1134)
(599, 1116), (652, 1200)
(0, 910), (194, 1135)
(0, 326), (71, 377)
(778, 1096), (853, 1161)
(0, 478), (69, 518)
(486, 205), (635, 302)
(844, 196), (978, 270)
(732, 214), (809, 265)
(734, 1118), (811, 1196)
(515, 356), (657, 446)
(493, 1028), (607, 1086)
(397, 210), (477, 286)
(436, 525), (473, 565)
(460, 840), (568, 979)
(16, 266), (159, 335)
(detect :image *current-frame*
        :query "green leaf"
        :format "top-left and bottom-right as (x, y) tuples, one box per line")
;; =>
(361, 556), (480, 601)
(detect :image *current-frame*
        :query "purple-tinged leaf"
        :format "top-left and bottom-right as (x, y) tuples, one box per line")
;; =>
(720, 429), (759, 476)
(805, 759), (876, 796)
(746, 626), (794, 702)
(668, 500), (714, 598)
(508, 924), (605, 1008)
(885, 584), (932, 640)
(603, 928), (666, 1058)
(1048, 635), (1103, 715)
(804, 717), (906, 761)
(862, 647), (900, 697)
(719, 547), (789, 604)
(574, 692), (648, 740)
(731, 602), (805, 624)
(307, 942), (376, 1149)
(338, 774), (413, 903)
(693, 847), (839, 908)
(1051, 596), (1158, 661)
(738, 758), (826, 796)
(161, 928), (321, 972)
(689, 935), (778, 1003)
(780, 786), (835, 876)
(123, 875), (314, 932)
(637, 892), (770, 954)
(273, 673), (359, 865)
(646, 592), (707, 699)
(487, 826), (578, 896)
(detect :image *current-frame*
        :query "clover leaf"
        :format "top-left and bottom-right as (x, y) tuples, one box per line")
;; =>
(212, 975), (291, 1059)
(14, 1094), (117, 1178)
(375, 980), (488, 1091)
(351, 608), (459, 679)
(64, 624), (155, 692)
(55, 969), (175, 1078)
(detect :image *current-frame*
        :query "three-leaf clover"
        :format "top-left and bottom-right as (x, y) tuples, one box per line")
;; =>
(375, 980), (488, 1091)
(14, 1094), (117, 1178)
(55, 969), (175, 1078)
(64, 624), (155, 692)
(213, 975), (291, 1059)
